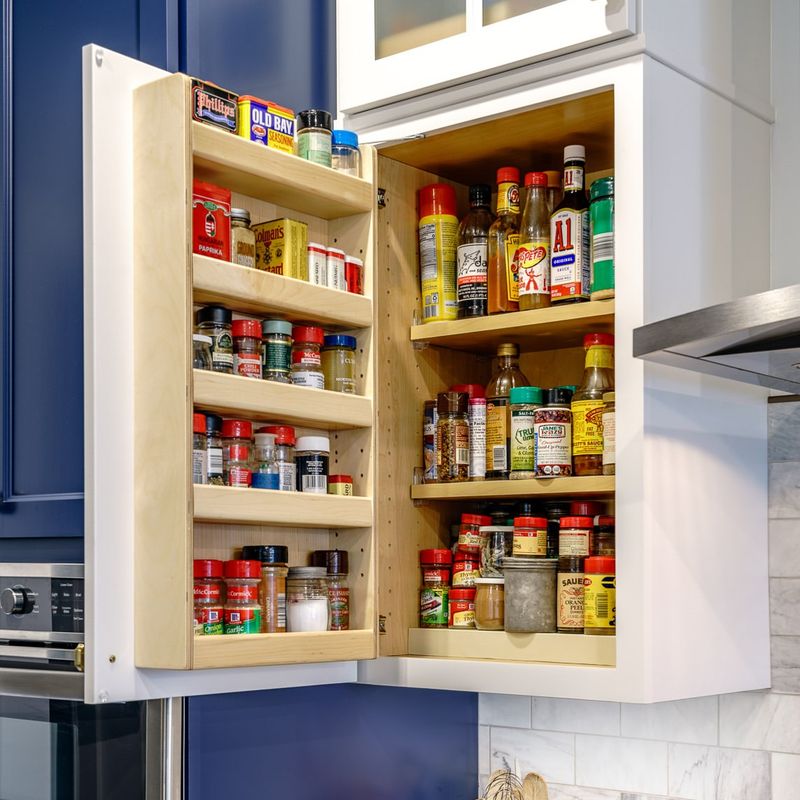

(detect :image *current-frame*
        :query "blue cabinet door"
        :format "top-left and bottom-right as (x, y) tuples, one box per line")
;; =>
(0, 0), (176, 548)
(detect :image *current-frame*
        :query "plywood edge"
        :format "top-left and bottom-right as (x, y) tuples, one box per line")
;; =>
(411, 476), (615, 500)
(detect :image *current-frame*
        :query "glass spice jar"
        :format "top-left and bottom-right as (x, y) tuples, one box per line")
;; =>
(419, 549), (452, 628)
(193, 334), (213, 370)
(232, 319), (263, 379)
(223, 560), (262, 634)
(222, 419), (253, 488)
(261, 319), (293, 383)
(448, 588), (476, 629)
(241, 545), (289, 633)
(311, 549), (350, 631)
(593, 515), (615, 556)
(193, 559), (224, 635)
(259, 425), (296, 492)
(287, 566), (330, 632)
(480, 525), (513, 577)
(252, 432), (280, 490)
(557, 555), (585, 633)
(331, 129), (361, 177)
(436, 391), (470, 482)
(192, 413), (208, 485)
(230, 208), (256, 269)
(535, 387), (573, 477)
(296, 108), (333, 167)
(291, 325), (325, 389)
(509, 386), (542, 479)
(204, 413), (224, 485)
(195, 305), (233, 374)
(474, 577), (505, 630)
(543, 500), (571, 560)
(322, 334), (357, 394)
(559, 516), (593, 558)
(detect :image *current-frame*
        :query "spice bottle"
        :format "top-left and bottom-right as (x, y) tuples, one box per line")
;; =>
(535, 387), (573, 477)
(311, 549), (350, 631)
(423, 400), (438, 483)
(590, 176), (615, 300)
(418, 184), (458, 323)
(331, 129), (361, 177)
(559, 516), (593, 558)
(296, 108), (333, 167)
(557, 555), (584, 633)
(594, 515), (615, 556)
(485, 343), (531, 479)
(551, 145), (590, 303)
(193, 334), (213, 370)
(195, 305), (233, 374)
(452, 383), (486, 481)
(543, 500), (571, 560)
(252, 432), (280, 490)
(572, 333), (614, 476)
(602, 391), (615, 475)
(222, 419), (253, 488)
(194, 559), (224, 635)
(452, 551), (481, 588)
(241, 545), (289, 633)
(420, 549), (452, 628)
(322, 334), (357, 394)
(287, 566), (330, 632)
(345, 255), (363, 295)
(291, 325), (325, 389)
(517, 172), (551, 310)
(308, 242), (327, 286)
(328, 474), (353, 496)
(457, 183), (495, 319)
(512, 516), (548, 557)
(223, 560), (262, 634)
(487, 166), (521, 314)
(481, 525), (513, 577)
(260, 425), (296, 492)
(204, 413), (224, 485)
(436, 391), (470, 482)
(457, 513), (492, 555)
(584, 556), (616, 635)
(295, 435), (330, 493)
(474, 577), (504, 630)
(230, 208), (256, 269)
(326, 247), (346, 292)
(544, 170), (562, 214)
(232, 319), (263, 379)
(509, 386), (541, 479)
(449, 588), (476, 629)
(262, 319), (293, 383)
(192, 413), (208, 485)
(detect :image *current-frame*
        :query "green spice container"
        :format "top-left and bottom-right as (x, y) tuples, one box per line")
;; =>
(509, 386), (542, 479)
(262, 319), (293, 383)
(420, 549), (451, 628)
(590, 177), (614, 300)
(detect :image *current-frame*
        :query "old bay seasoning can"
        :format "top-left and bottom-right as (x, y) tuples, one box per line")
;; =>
(237, 95), (295, 154)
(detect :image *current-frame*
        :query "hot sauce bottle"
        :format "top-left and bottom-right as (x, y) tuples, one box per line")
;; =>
(457, 184), (495, 318)
(517, 172), (551, 311)
(488, 167), (520, 314)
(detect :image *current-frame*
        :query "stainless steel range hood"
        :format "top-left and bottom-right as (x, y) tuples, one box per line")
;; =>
(633, 284), (800, 394)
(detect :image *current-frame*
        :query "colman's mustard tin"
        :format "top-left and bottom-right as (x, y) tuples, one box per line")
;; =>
(237, 96), (295, 154)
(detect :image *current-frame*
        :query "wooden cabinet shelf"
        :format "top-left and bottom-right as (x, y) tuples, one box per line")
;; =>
(193, 484), (373, 528)
(193, 370), (373, 430)
(410, 476), (614, 501)
(193, 254), (373, 329)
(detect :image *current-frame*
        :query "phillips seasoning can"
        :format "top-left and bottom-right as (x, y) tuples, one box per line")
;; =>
(191, 78), (238, 133)
(583, 556), (616, 634)
(192, 180), (231, 261)
(236, 95), (295, 153)
(418, 184), (458, 323)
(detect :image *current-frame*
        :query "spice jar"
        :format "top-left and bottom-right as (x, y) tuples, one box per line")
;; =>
(509, 386), (542, 479)
(241, 545), (288, 633)
(571, 501), (604, 518)
(328, 474), (353, 496)
(194, 559), (224, 635)
(286, 566), (330, 632)
(295, 435), (329, 493)
(594, 515), (615, 556)
(474, 577), (505, 631)
(223, 560), (262, 634)
(262, 319), (293, 383)
(449, 588), (476, 629)
(584, 556), (616, 635)
(452, 552), (481, 587)
(559, 516), (593, 558)
(326, 247), (346, 292)
(452, 384), (486, 481)
(308, 242), (327, 286)
(192, 413), (208, 485)
(260, 425), (296, 492)
(602, 391), (615, 475)
(231, 208), (256, 269)
(311, 550), (349, 631)
(535, 387), (573, 477)
(204, 413), (224, 485)
(457, 514), (492, 555)
(423, 400), (438, 483)
(195, 305), (233, 374)
(296, 108), (333, 167)
(480, 525), (513, 577)
(291, 325), (325, 389)
(322, 335), (357, 394)
(557, 555), (585, 633)
(436, 391), (470, 482)
(420, 549), (452, 628)
(503, 557), (557, 633)
(544, 501), (571, 560)
(222, 419), (253, 488)
(193, 334), (213, 370)
(252, 432), (280, 490)
(512, 516), (548, 557)
(331, 129), (361, 177)
(345, 255), (363, 295)
(232, 319), (263, 379)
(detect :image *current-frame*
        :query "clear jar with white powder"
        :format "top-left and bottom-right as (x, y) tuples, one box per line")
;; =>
(286, 567), (330, 631)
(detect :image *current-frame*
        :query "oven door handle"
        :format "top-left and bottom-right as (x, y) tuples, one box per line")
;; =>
(0, 644), (79, 664)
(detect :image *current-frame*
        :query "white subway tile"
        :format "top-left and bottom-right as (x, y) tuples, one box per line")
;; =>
(490, 726), (575, 785)
(479, 725), (490, 776)
(668, 743), (769, 800)
(771, 636), (800, 693)
(719, 691), (800, 753)
(620, 697), (718, 745)
(479, 693), (531, 728)
(548, 785), (621, 800)
(769, 462), (800, 518)
(575, 735), (668, 796)
(771, 579), (800, 635)
(532, 698), (620, 736)
(772, 753), (800, 800)
(768, 403), (800, 463)
(769, 519), (800, 577)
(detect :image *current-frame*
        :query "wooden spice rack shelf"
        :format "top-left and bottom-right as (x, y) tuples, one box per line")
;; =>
(410, 300), (615, 353)
(193, 485), (373, 528)
(410, 476), (615, 501)
(192, 254), (373, 329)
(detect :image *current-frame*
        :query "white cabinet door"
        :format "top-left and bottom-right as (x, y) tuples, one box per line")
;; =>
(337, 0), (637, 113)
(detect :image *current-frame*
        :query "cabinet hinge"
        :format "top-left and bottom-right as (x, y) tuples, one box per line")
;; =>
(377, 188), (387, 208)
(379, 615), (387, 634)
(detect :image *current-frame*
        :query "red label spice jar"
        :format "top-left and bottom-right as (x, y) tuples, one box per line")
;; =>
(231, 319), (262, 379)
(419, 549), (452, 628)
(452, 551), (481, 587)
(457, 514), (492, 555)
(512, 516), (548, 557)
(449, 588), (476, 628)
(192, 180), (231, 261)
(193, 559), (224, 635)
(223, 560), (262, 634)
(222, 419), (253, 487)
(559, 516), (593, 557)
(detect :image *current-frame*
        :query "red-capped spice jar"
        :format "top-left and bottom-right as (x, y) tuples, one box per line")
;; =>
(559, 516), (593, 557)
(232, 319), (262, 379)
(223, 560), (262, 634)
(448, 588), (476, 628)
(570, 501), (603, 518)
(512, 516), (548, 557)
(594, 515), (615, 556)
(222, 419), (253, 487)
(328, 474), (354, 496)
(457, 513), (493, 555)
(452, 552), (481, 587)
(420, 549), (452, 628)
(194, 559), (224, 635)
(291, 325), (325, 389)
(345, 255), (364, 295)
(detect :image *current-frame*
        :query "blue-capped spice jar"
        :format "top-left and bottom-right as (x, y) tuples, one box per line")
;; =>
(321, 334), (357, 394)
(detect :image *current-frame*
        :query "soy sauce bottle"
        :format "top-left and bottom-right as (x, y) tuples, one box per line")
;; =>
(457, 184), (495, 318)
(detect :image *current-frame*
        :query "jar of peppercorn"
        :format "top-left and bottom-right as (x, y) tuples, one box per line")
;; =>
(436, 391), (470, 482)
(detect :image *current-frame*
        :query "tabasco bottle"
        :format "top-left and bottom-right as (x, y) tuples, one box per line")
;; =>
(457, 184), (495, 318)
(487, 167), (520, 314)
(550, 145), (590, 303)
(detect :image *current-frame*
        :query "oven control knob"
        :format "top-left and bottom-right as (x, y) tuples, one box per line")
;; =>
(0, 587), (33, 615)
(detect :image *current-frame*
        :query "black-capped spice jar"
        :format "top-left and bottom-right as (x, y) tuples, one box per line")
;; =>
(204, 413), (224, 486)
(296, 108), (333, 167)
(241, 545), (289, 633)
(295, 435), (329, 493)
(436, 391), (469, 482)
(311, 549), (350, 631)
(195, 305), (233, 374)
(192, 413), (208, 485)
(232, 319), (262, 379)
(535, 387), (573, 476)
(543, 501), (571, 560)
(262, 319), (293, 383)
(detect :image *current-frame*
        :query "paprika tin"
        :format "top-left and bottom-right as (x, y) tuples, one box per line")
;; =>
(452, 553), (481, 587)
(513, 516), (548, 557)
(192, 180), (231, 261)
(583, 556), (616, 635)
(223, 560), (262, 634)
(236, 95), (295, 153)
(448, 588), (476, 628)
(191, 78), (238, 133)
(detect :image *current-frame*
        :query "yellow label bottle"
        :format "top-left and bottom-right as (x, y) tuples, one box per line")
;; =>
(419, 184), (458, 322)
(583, 557), (615, 635)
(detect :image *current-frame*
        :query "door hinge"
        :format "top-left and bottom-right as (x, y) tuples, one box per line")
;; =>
(379, 615), (387, 634)
(377, 188), (387, 208)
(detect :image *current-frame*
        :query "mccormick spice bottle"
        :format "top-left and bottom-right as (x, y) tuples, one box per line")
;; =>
(457, 184), (495, 318)
(420, 549), (452, 628)
(517, 172), (551, 311)
(551, 145), (590, 303)
(223, 560), (262, 634)
(311, 549), (350, 631)
(194, 559), (224, 635)
(488, 167), (521, 314)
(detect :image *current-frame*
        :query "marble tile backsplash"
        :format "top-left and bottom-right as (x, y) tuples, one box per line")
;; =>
(478, 402), (800, 800)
